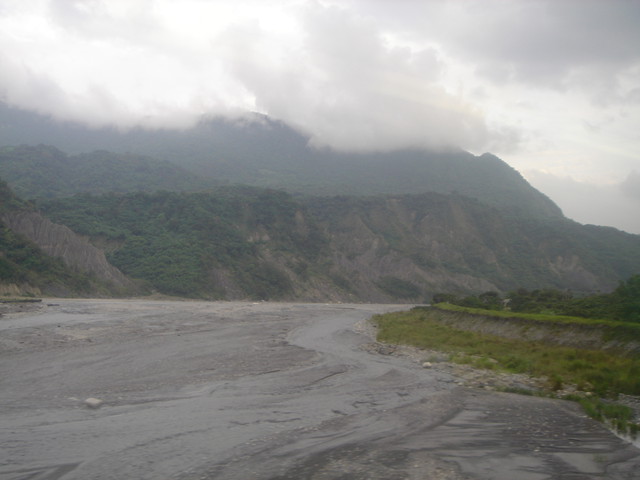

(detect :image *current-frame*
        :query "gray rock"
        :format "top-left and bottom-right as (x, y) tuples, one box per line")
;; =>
(84, 397), (104, 409)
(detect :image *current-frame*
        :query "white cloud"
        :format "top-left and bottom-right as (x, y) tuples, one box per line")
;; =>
(525, 170), (640, 234)
(621, 170), (640, 202)
(223, 2), (491, 151)
(0, 0), (495, 150)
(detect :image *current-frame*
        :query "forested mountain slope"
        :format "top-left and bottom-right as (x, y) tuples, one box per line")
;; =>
(2, 103), (638, 302)
(39, 188), (640, 301)
(0, 103), (560, 220)
(0, 144), (217, 199)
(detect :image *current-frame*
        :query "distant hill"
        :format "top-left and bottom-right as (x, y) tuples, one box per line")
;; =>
(0, 144), (217, 199)
(0, 102), (561, 220)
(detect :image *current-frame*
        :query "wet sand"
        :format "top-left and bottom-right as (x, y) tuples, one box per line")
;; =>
(1, 299), (638, 479)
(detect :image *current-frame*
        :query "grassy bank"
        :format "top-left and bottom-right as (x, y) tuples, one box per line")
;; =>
(372, 306), (640, 436)
(434, 303), (640, 345)
(0, 297), (42, 303)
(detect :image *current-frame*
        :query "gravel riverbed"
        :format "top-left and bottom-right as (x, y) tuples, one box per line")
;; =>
(1, 299), (638, 479)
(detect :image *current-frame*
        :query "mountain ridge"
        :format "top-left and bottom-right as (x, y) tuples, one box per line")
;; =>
(0, 102), (561, 220)
(0, 103), (638, 302)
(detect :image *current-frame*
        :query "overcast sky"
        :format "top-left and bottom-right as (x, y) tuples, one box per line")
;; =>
(1, 0), (639, 233)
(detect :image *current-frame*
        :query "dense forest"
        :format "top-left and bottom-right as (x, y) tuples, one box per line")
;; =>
(0, 145), (217, 199)
(38, 187), (327, 299)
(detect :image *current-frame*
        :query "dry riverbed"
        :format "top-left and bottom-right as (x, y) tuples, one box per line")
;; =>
(1, 299), (639, 479)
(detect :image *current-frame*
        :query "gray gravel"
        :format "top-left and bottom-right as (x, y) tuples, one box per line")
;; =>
(1, 299), (638, 479)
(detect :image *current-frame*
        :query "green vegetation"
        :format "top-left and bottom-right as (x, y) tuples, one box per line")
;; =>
(0, 145), (216, 199)
(2, 144), (640, 300)
(574, 397), (637, 437)
(0, 179), (128, 296)
(375, 308), (640, 396)
(373, 306), (640, 436)
(433, 275), (640, 323)
(2, 142), (640, 302)
(433, 303), (640, 334)
(34, 182), (640, 301)
(0, 177), (29, 212)
(376, 276), (422, 299)
(0, 219), (97, 295)
(39, 188), (328, 299)
(0, 297), (42, 303)
(306, 193), (640, 295)
(0, 110), (564, 219)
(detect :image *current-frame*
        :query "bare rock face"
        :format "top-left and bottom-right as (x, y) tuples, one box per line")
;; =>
(1, 211), (134, 290)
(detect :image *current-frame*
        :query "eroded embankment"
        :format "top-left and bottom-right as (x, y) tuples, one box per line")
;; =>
(420, 306), (640, 355)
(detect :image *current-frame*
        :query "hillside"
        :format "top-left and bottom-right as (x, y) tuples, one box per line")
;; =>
(0, 179), (138, 297)
(38, 188), (640, 301)
(1, 103), (638, 302)
(0, 103), (561, 219)
(0, 144), (216, 199)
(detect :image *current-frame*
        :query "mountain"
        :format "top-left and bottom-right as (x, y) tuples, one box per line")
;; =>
(0, 144), (217, 199)
(0, 102), (561, 219)
(1, 103), (638, 302)
(0, 179), (139, 297)
(38, 188), (640, 301)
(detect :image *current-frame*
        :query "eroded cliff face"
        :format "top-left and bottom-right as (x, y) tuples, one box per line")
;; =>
(182, 194), (630, 303)
(321, 200), (500, 300)
(301, 194), (624, 301)
(1, 211), (135, 292)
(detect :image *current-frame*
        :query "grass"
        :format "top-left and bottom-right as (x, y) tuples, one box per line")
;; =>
(432, 303), (640, 342)
(0, 297), (42, 303)
(432, 302), (612, 324)
(372, 308), (640, 437)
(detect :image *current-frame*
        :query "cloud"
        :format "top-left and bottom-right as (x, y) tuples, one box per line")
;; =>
(0, 0), (495, 151)
(224, 2), (490, 151)
(343, 0), (640, 103)
(620, 171), (640, 201)
(0, 0), (635, 161)
(525, 170), (640, 234)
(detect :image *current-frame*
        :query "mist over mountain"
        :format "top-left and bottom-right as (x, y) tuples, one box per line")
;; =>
(0, 144), (218, 199)
(1, 102), (639, 301)
(0, 102), (560, 220)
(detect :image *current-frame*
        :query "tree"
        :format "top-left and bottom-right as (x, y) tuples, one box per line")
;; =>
(614, 274), (640, 322)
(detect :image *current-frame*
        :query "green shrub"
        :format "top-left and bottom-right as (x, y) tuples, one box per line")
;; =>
(376, 276), (421, 299)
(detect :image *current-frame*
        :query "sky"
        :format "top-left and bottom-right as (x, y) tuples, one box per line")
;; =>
(0, 0), (639, 233)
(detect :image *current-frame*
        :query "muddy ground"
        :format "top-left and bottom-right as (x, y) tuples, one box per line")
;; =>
(1, 299), (638, 479)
